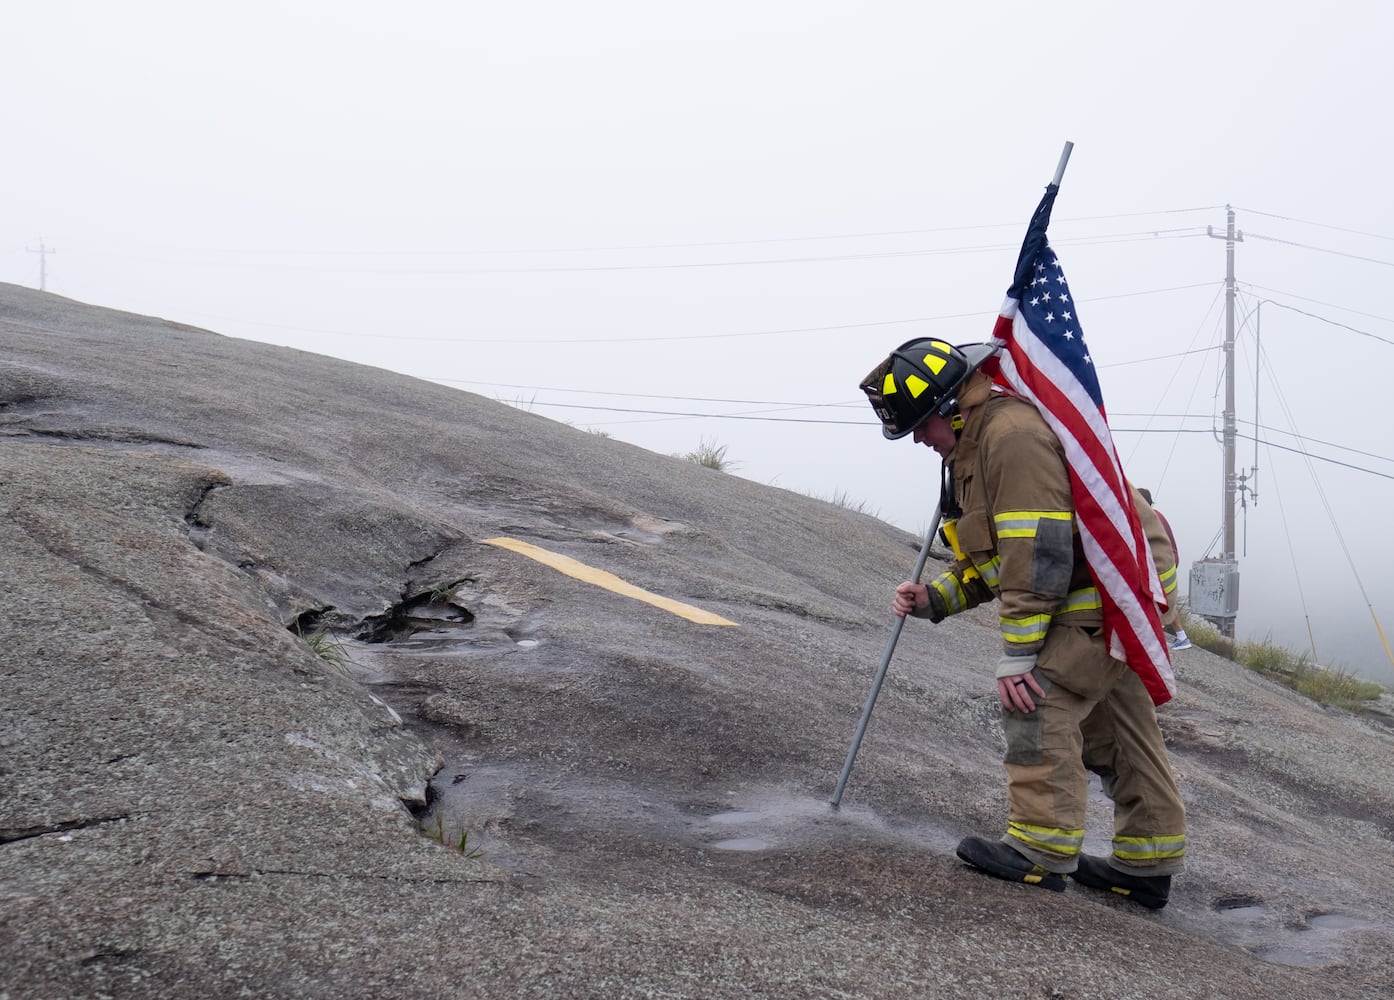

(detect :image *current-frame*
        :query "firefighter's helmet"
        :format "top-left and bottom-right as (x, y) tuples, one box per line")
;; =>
(859, 339), (998, 440)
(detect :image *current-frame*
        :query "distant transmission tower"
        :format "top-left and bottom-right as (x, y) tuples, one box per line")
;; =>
(26, 238), (57, 291)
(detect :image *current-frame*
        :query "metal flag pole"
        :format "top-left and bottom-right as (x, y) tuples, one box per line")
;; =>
(988, 141), (1074, 354)
(1052, 141), (1074, 187)
(830, 497), (945, 809)
(829, 141), (1074, 811)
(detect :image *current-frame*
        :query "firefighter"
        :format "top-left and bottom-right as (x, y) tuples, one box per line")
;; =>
(1138, 487), (1192, 650)
(860, 338), (1186, 909)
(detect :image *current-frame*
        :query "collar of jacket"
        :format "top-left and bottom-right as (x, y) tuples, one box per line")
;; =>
(951, 371), (997, 469)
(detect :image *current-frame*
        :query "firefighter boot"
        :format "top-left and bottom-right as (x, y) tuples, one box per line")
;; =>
(955, 836), (1066, 892)
(1071, 854), (1171, 910)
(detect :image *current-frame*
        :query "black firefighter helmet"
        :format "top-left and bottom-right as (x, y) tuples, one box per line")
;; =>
(859, 339), (999, 440)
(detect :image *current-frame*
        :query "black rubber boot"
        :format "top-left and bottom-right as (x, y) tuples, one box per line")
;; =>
(955, 836), (1066, 892)
(1070, 854), (1171, 909)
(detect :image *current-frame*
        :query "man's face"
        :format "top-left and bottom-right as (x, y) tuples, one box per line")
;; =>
(912, 413), (958, 458)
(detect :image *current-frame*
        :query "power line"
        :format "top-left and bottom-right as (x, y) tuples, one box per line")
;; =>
(432, 379), (836, 408)
(1242, 282), (1394, 326)
(194, 281), (1217, 346)
(492, 399), (1394, 479)
(57, 206), (1225, 258)
(432, 378), (1393, 466)
(1096, 345), (1219, 370)
(522, 401), (870, 424)
(1245, 230), (1394, 269)
(435, 376), (1237, 423)
(144, 227), (1209, 275)
(1236, 420), (1394, 467)
(1234, 293), (1394, 349)
(1233, 206), (1394, 245)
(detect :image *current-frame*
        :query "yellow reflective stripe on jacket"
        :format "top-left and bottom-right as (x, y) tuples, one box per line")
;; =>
(1000, 612), (1050, 645)
(1058, 587), (1102, 615)
(1007, 821), (1085, 856)
(930, 571), (969, 616)
(974, 554), (1001, 590)
(1159, 563), (1178, 597)
(1112, 834), (1186, 862)
(993, 509), (1072, 539)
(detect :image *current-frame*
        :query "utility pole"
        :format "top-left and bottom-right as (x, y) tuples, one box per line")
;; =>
(1221, 206), (1238, 570)
(1197, 207), (1244, 640)
(26, 239), (57, 291)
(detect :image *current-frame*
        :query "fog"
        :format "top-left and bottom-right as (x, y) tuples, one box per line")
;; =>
(4, 1), (1390, 683)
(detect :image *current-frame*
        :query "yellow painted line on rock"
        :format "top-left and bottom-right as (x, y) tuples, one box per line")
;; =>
(482, 537), (738, 627)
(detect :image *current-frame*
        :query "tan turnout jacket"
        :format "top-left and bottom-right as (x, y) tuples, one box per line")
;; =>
(915, 372), (1178, 668)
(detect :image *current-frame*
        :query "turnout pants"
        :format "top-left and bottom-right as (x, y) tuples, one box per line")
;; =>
(1000, 624), (1186, 876)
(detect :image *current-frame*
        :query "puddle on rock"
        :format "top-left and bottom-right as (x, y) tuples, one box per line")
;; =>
(1306, 912), (1374, 931)
(1256, 946), (1325, 968)
(708, 811), (763, 826)
(707, 837), (770, 852)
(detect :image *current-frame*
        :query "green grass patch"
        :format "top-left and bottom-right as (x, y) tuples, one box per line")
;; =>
(425, 577), (473, 604)
(1237, 636), (1383, 711)
(1177, 609), (1234, 660)
(678, 438), (737, 471)
(424, 813), (485, 859)
(806, 488), (879, 518)
(294, 622), (350, 675)
(1175, 608), (1383, 710)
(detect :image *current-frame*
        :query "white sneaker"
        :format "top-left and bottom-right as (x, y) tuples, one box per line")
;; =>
(1169, 633), (1192, 651)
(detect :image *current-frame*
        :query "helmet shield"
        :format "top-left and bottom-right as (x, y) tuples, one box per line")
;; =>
(860, 338), (972, 440)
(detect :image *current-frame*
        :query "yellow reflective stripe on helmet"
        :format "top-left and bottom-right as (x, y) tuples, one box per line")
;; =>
(1112, 834), (1186, 861)
(1007, 821), (1085, 856)
(882, 373), (898, 395)
(930, 571), (969, 616)
(993, 509), (1072, 539)
(905, 373), (930, 398)
(974, 554), (1001, 589)
(1000, 613), (1050, 645)
(1059, 587), (1101, 614)
(1159, 564), (1178, 596)
(920, 343), (953, 375)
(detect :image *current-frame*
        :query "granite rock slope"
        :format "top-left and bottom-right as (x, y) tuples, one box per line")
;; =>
(3, 283), (1392, 999)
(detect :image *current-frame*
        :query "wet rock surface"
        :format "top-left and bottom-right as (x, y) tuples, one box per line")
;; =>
(3, 283), (1393, 999)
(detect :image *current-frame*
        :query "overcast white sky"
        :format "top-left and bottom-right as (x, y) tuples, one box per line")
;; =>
(4, 2), (1393, 683)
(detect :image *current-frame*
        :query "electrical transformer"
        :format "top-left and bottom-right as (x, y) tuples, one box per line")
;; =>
(1188, 558), (1240, 618)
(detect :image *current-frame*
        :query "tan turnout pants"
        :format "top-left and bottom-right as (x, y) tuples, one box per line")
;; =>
(1000, 624), (1187, 876)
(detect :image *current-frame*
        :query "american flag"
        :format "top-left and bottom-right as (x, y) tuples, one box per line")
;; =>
(986, 183), (1176, 705)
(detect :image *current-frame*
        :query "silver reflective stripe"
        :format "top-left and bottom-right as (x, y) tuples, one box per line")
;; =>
(1000, 614), (1050, 644)
(931, 571), (968, 615)
(1113, 834), (1186, 861)
(1058, 587), (1101, 614)
(1008, 821), (1085, 855)
(1159, 564), (1178, 595)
